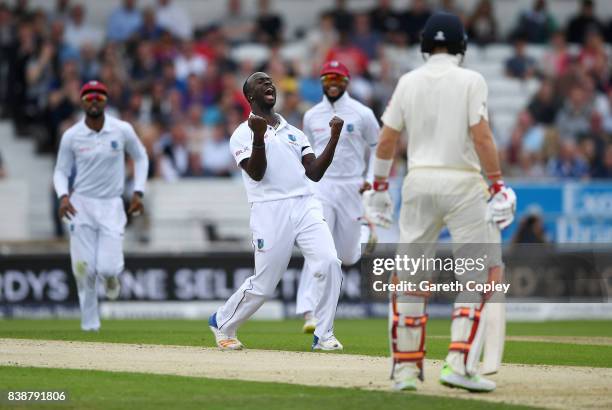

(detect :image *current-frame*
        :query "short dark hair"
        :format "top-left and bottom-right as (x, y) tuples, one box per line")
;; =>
(242, 78), (250, 99)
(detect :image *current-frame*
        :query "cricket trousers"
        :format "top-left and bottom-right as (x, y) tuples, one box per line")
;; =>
(68, 193), (126, 331)
(391, 169), (502, 380)
(215, 195), (343, 340)
(297, 177), (363, 315)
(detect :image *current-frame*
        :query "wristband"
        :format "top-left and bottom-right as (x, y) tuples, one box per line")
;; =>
(252, 143), (265, 149)
(489, 180), (505, 195)
(372, 157), (393, 179)
(373, 180), (389, 191)
(487, 171), (502, 181)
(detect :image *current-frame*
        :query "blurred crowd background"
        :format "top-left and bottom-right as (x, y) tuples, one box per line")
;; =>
(0, 0), (612, 243)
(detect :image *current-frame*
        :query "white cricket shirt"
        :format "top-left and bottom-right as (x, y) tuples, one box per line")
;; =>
(304, 92), (379, 179)
(53, 115), (149, 199)
(230, 114), (314, 203)
(381, 53), (489, 172)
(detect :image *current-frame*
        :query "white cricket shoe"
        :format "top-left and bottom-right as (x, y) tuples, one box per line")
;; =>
(104, 276), (121, 300)
(439, 363), (496, 392)
(392, 365), (420, 391)
(302, 313), (316, 334)
(209, 313), (243, 351)
(312, 335), (343, 351)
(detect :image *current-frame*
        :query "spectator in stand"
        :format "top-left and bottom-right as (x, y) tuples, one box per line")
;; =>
(505, 36), (537, 80)
(107, 0), (142, 43)
(528, 79), (561, 125)
(566, 0), (605, 44)
(155, 0), (192, 40)
(280, 89), (302, 127)
(401, 0), (431, 45)
(368, 0), (402, 37)
(325, 31), (369, 78)
(185, 103), (206, 152)
(79, 43), (100, 82)
(547, 140), (589, 179)
(51, 0), (71, 23)
(0, 3), (17, 119)
(540, 31), (571, 78)
(591, 144), (612, 178)
(222, 0), (253, 46)
(351, 12), (382, 60)
(512, 213), (548, 244)
(555, 85), (593, 141)
(579, 29), (608, 85)
(253, 0), (283, 46)
(174, 40), (207, 81)
(0, 150), (6, 178)
(512, 0), (557, 44)
(130, 40), (160, 93)
(64, 4), (103, 49)
(306, 11), (338, 67)
(465, 0), (497, 46)
(200, 122), (234, 177)
(328, 0), (353, 34)
(138, 7), (162, 41)
(158, 122), (191, 181)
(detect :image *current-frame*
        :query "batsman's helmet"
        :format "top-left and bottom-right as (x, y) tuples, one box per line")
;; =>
(420, 12), (467, 56)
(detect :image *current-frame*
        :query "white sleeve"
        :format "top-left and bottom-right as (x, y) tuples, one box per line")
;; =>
(302, 111), (314, 147)
(363, 108), (380, 147)
(468, 74), (489, 127)
(229, 126), (253, 165)
(381, 77), (405, 132)
(299, 130), (314, 156)
(124, 123), (149, 193)
(53, 132), (74, 198)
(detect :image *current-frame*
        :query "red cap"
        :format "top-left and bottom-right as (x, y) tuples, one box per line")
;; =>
(80, 80), (108, 98)
(320, 60), (350, 79)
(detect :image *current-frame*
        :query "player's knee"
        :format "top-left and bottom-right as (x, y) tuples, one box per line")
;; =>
(313, 252), (342, 276)
(96, 261), (123, 279)
(338, 249), (361, 267)
(72, 260), (95, 278)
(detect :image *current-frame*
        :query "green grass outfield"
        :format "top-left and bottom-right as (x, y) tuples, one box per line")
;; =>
(0, 366), (533, 410)
(1, 318), (611, 368)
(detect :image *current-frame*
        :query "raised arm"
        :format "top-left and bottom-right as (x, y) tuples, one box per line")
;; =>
(239, 115), (268, 181)
(302, 116), (343, 182)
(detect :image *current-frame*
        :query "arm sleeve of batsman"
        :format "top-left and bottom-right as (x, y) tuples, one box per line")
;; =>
(125, 124), (149, 194)
(53, 133), (75, 198)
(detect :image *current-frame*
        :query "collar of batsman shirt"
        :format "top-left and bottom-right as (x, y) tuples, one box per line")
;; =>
(229, 113), (315, 203)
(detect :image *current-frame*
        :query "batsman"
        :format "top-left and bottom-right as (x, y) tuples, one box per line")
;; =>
(364, 13), (516, 392)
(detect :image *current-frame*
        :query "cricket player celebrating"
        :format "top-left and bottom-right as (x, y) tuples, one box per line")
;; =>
(208, 72), (345, 351)
(364, 13), (516, 392)
(296, 61), (380, 333)
(53, 80), (149, 332)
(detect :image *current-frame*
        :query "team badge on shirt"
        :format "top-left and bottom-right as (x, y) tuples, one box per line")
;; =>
(257, 239), (264, 250)
(111, 140), (119, 150)
(347, 124), (354, 133)
(288, 134), (297, 142)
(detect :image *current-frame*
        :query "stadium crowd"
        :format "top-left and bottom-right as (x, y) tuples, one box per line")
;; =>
(0, 0), (611, 183)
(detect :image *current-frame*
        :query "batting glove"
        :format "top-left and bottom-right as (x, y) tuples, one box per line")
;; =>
(363, 180), (393, 228)
(486, 180), (517, 230)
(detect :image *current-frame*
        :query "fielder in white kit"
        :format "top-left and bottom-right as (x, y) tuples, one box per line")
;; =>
(296, 61), (380, 333)
(53, 80), (149, 331)
(208, 72), (345, 351)
(363, 13), (516, 392)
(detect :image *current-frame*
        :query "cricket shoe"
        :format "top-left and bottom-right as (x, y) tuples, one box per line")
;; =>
(392, 365), (419, 391)
(208, 313), (243, 351)
(439, 363), (496, 392)
(312, 335), (343, 351)
(104, 276), (121, 300)
(302, 313), (316, 334)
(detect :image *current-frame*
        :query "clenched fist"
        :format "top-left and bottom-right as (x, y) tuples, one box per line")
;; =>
(329, 116), (344, 139)
(248, 114), (268, 137)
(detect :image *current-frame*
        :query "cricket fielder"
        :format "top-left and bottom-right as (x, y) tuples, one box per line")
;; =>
(208, 72), (345, 351)
(296, 61), (380, 333)
(53, 80), (149, 331)
(363, 13), (516, 392)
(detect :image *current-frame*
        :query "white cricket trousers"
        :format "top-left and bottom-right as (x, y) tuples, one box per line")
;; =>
(392, 169), (501, 378)
(215, 195), (343, 340)
(296, 177), (363, 315)
(68, 193), (126, 331)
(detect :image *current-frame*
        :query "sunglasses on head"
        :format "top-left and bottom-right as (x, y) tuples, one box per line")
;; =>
(81, 93), (107, 103)
(320, 73), (349, 83)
